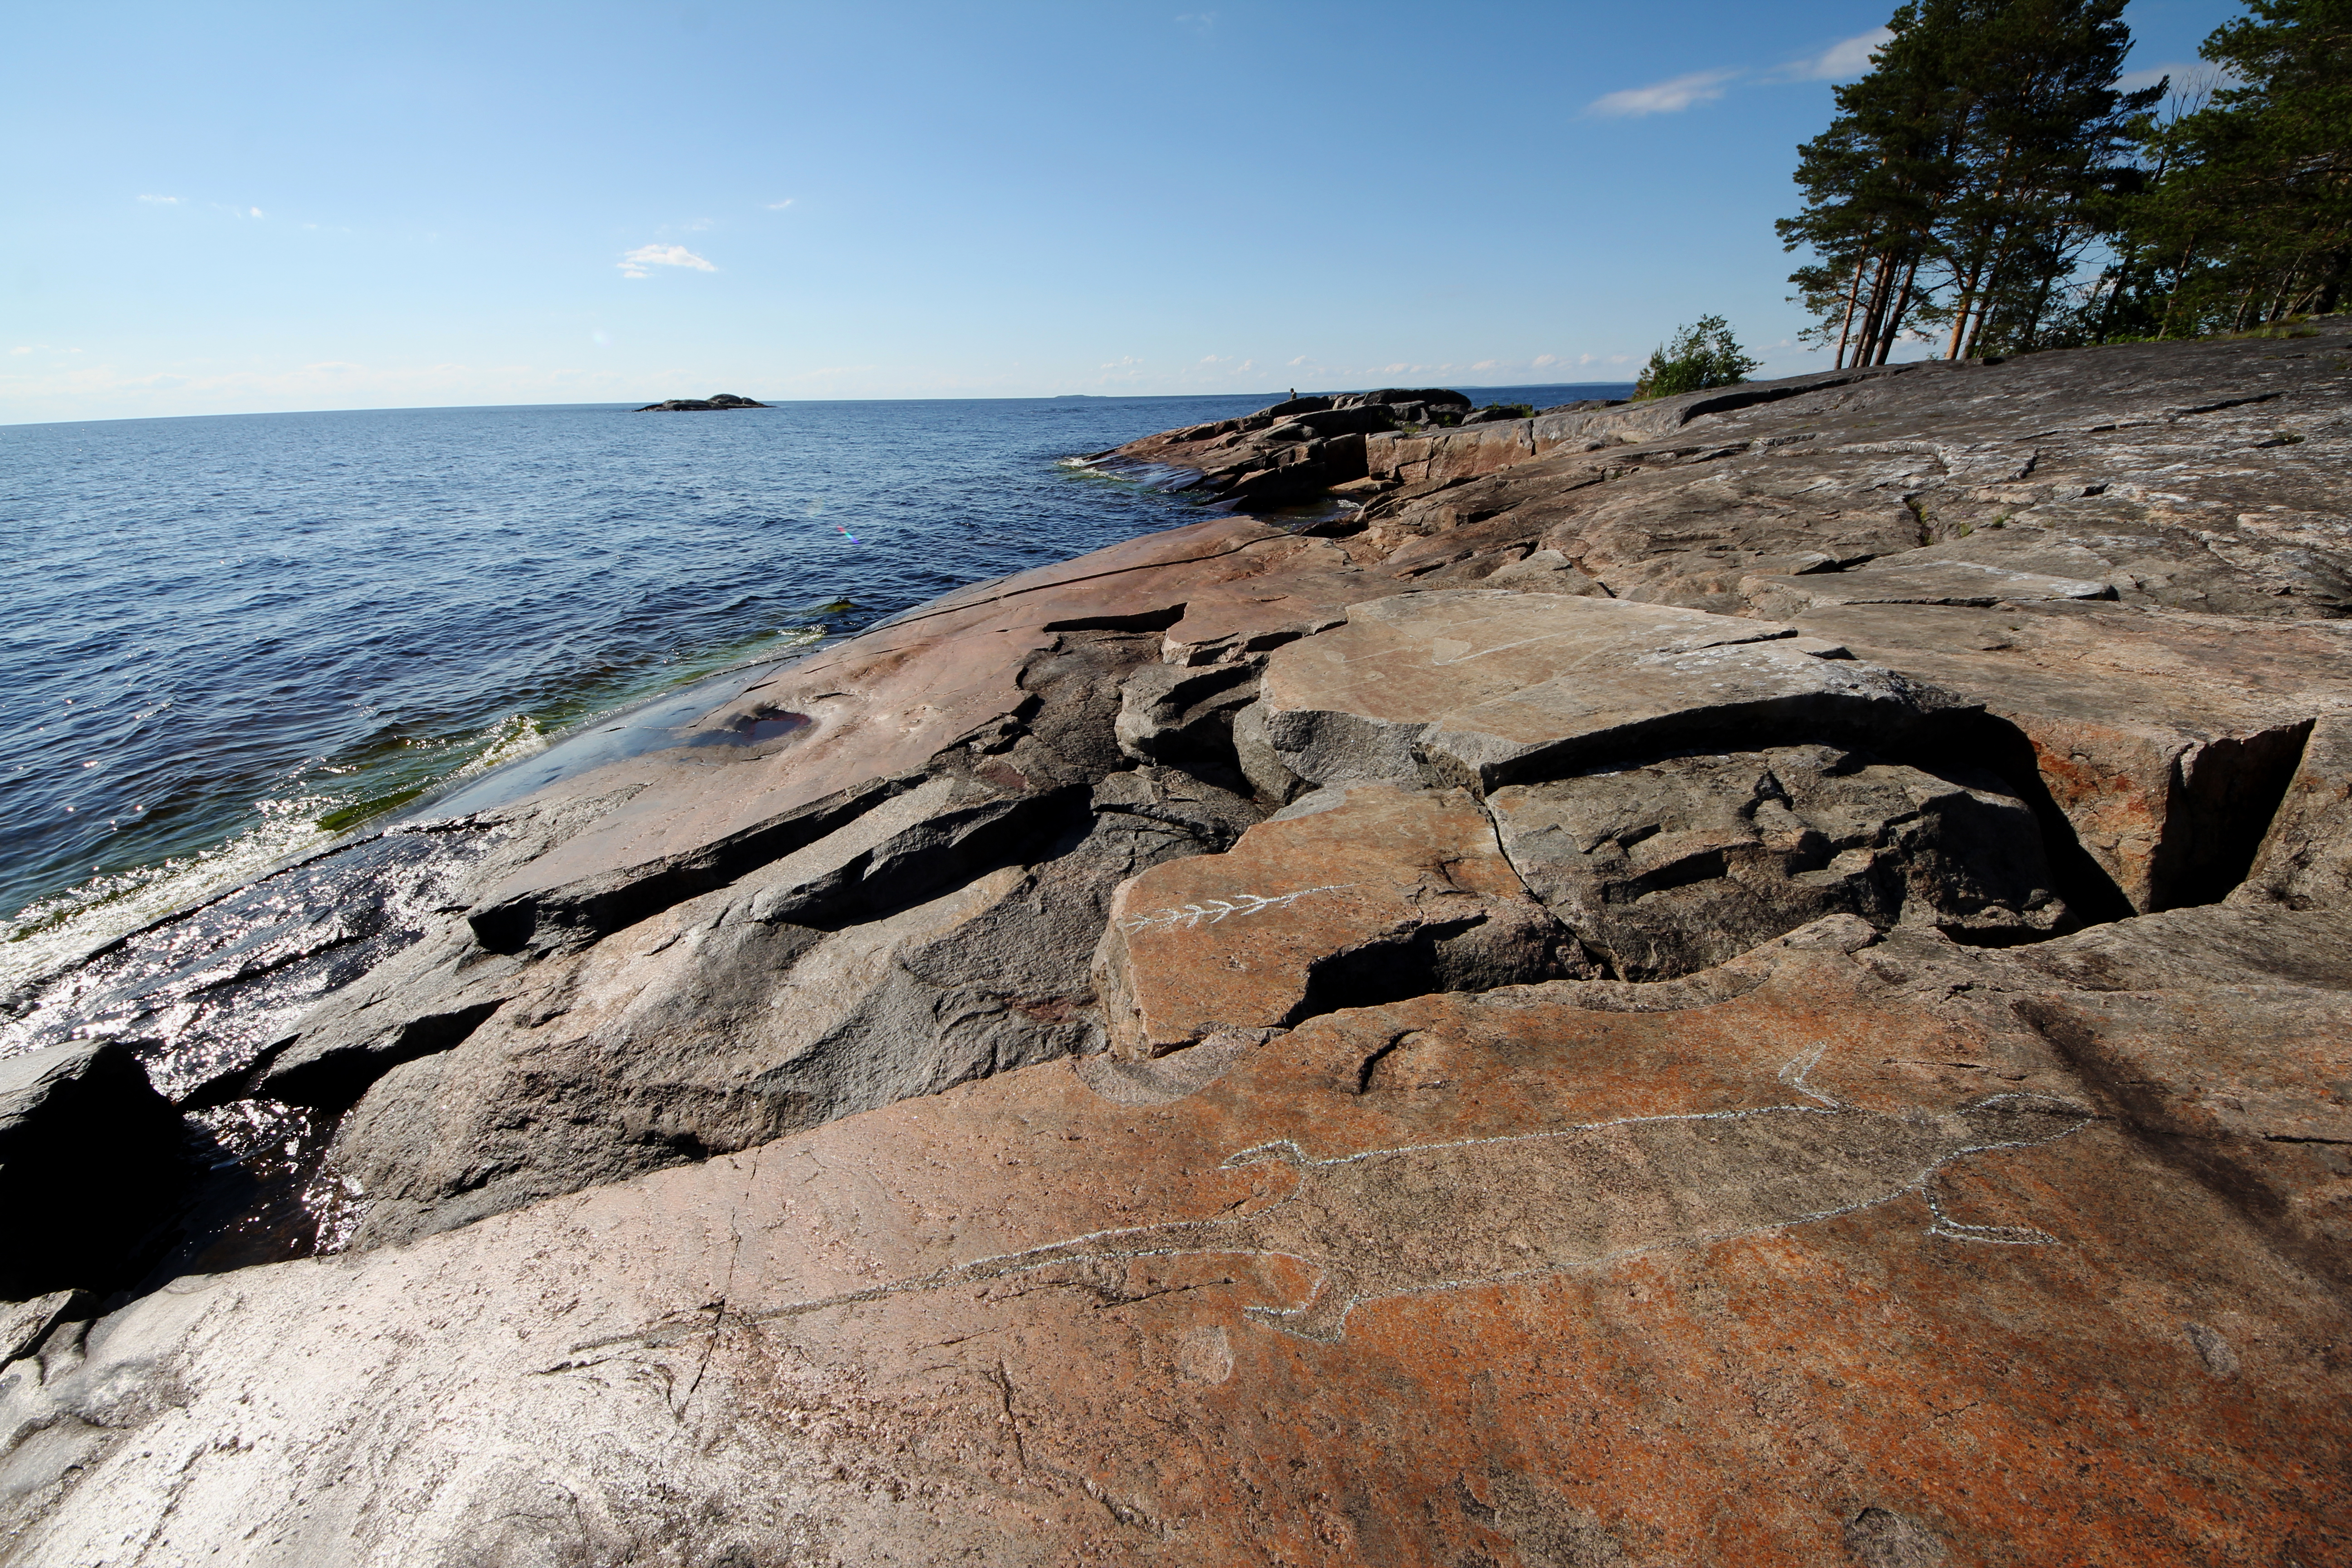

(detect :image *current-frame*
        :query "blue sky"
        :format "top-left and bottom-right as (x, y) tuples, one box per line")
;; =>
(3, 0), (2241, 423)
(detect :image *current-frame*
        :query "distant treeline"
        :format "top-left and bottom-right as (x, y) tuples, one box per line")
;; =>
(1779, 0), (2349, 363)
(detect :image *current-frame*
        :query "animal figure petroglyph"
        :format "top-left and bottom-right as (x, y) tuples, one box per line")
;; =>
(575, 1052), (2091, 1352)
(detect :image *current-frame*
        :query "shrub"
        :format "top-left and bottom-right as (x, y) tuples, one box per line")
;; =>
(1634, 315), (1759, 399)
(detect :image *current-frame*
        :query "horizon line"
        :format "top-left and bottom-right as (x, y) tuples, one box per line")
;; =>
(0, 380), (1642, 430)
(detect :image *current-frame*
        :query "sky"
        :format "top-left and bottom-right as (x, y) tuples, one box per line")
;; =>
(2, 0), (2245, 424)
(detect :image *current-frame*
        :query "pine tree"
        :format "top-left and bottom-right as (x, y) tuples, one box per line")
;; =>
(1925, 0), (2155, 356)
(1779, 0), (2153, 363)
(2113, 0), (2352, 335)
(1778, 6), (1961, 368)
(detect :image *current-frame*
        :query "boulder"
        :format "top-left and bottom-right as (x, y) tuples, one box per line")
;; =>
(1331, 387), (1474, 410)
(1091, 390), (1478, 506)
(1259, 591), (1967, 792)
(1094, 783), (1580, 1056)
(0, 1289), (88, 1367)
(1112, 658), (1261, 775)
(1487, 744), (2068, 979)
(1789, 600), (2350, 913)
(0, 1043), (195, 1299)
(1477, 547), (1609, 595)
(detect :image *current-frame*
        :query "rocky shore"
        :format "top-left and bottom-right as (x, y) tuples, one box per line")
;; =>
(5, 328), (2352, 1564)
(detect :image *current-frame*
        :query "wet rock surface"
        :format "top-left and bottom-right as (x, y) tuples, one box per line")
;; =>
(7, 325), (2352, 1562)
(0, 1044), (196, 1300)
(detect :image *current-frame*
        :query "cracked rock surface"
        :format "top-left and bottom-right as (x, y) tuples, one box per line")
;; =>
(1487, 744), (2068, 979)
(6, 327), (2352, 1563)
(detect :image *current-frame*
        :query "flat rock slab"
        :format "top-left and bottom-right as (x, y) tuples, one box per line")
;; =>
(467, 516), (1321, 921)
(1096, 784), (1568, 1056)
(1742, 557), (2114, 618)
(6, 936), (2347, 1565)
(1260, 591), (1966, 791)
(2014, 982), (2352, 1287)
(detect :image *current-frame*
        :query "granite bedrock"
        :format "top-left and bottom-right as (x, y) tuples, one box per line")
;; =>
(5, 330), (2352, 1564)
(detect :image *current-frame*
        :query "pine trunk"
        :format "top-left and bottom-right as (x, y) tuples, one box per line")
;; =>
(1875, 255), (1922, 365)
(1833, 254), (1867, 369)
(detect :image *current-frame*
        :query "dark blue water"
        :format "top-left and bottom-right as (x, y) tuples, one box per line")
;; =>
(0, 384), (1630, 986)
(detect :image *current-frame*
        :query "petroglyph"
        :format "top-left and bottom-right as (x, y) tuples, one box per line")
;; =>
(1119, 884), (1355, 935)
(564, 1054), (2092, 1353)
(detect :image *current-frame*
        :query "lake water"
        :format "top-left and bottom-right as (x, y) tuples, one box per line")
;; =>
(0, 385), (1631, 990)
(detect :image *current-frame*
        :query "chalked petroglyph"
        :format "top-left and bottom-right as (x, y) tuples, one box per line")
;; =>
(577, 1053), (2091, 1350)
(1118, 883), (1355, 935)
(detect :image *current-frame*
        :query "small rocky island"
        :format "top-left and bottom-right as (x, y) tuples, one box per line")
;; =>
(5, 328), (2352, 1563)
(635, 392), (768, 412)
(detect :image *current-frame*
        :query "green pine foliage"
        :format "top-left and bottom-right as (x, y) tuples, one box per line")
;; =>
(1634, 317), (1760, 399)
(1780, 0), (2347, 358)
(1778, 0), (2156, 364)
(2102, 0), (2351, 337)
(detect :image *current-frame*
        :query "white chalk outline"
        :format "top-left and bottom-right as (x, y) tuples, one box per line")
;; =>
(553, 1044), (2093, 1362)
(1120, 883), (1355, 935)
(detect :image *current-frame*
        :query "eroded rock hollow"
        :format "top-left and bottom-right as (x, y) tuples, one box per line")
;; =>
(5, 332), (2352, 1564)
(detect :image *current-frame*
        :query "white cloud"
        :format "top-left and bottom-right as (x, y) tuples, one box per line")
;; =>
(249, 207), (264, 218)
(1532, 353), (1558, 368)
(1587, 68), (1739, 118)
(766, 198), (794, 210)
(618, 243), (717, 279)
(1777, 28), (1891, 82)
(9, 347), (29, 355)
(1176, 12), (1215, 30)
(137, 194), (180, 205)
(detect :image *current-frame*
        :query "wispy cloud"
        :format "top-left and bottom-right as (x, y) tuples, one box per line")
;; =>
(137, 193), (180, 205)
(1587, 68), (1740, 118)
(1176, 12), (1216, 31)
(2117, 60), (2233, 94)
(1771, 28), (1891, 82)
(766, 198), (794, 210)
(618, 243), (717, 279)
